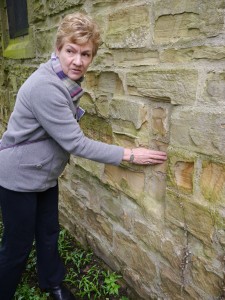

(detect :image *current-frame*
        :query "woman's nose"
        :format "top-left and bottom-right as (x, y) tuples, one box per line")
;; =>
(73, 54), (82, 66)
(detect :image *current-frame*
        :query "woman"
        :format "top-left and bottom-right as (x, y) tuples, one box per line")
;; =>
(0, 13), (167, 300)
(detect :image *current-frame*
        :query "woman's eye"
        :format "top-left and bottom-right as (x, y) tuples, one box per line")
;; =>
(83, 53), (90, 57)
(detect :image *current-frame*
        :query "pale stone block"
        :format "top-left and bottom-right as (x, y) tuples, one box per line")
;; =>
(165, 190), (214, 246)
(200, 161), (225, 203)
(105, 5), (151, 48)
(100, 193), (140, 232)
(126, 69), (198, 105)
(190, 255), (223, 298)
(160, 264), (185, 300)
(160, 46), (225, 63)
(154, 0), (225, 44)
(133, 220), (170, 257)
(155, 13), (203, 44)
(59, 184), (86, 221)
(86, 208), (114, 245)
(86, 233), (121, 272)
(110, 98), (147, 129)
(112, 119), (150, 147)
(106, 166), (145, 200)
(203, 72), (225, 106)
(114, 231), (157, 284)
(145, 172), (167, 204)
(84, 71), (124, 98)
(151, 107), (167, 136)
(171, 107), (225, 156)
(103, 165), (145, 200)
(95, 95), (110, 118)
(91, 51), (114, 69)
(113, 49), (159, 67)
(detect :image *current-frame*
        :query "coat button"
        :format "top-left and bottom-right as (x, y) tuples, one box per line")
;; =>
(36, 164), (43, 169)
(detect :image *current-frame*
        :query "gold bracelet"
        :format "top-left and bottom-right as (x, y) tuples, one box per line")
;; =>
(129, 149), (134, 163)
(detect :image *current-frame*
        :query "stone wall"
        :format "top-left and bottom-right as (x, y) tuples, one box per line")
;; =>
(0, 0), (225, 299)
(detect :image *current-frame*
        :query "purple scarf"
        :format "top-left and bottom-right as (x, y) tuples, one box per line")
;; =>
(51, 53), (85, 120)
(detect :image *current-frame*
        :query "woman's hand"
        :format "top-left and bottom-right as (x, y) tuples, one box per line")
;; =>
(123, 148), (167, 165)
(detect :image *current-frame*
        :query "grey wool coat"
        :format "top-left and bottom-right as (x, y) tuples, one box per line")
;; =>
(0, 60), (124, 192)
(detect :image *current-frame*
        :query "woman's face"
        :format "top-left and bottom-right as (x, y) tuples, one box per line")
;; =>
(56, 41), (93, 81)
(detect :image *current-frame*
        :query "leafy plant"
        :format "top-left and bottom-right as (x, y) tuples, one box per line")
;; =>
(102, 271), (121, 296)
(14, 278), (49, 300)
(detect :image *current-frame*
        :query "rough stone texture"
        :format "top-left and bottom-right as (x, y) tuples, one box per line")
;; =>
(0, 0), (225, 299)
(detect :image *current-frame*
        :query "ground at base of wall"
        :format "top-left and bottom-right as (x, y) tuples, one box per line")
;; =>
(0, 216), (130, 300)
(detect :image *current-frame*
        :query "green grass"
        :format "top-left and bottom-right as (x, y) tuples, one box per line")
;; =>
(0, 219), (129, 300)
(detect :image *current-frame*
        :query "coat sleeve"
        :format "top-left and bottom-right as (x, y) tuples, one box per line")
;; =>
(30, 79), (124, 165)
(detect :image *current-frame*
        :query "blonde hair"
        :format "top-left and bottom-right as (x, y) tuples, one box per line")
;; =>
(55, 12), (101, 57)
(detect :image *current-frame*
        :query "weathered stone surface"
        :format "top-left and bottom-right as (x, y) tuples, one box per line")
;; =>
(113, 49), (159, 67)
(84, 71), (124, 98)
(170, 107), (225, 157)
(30, 0), (46, 22)
(151, 107), (167, 136)
(203, 72), (225, 106)
(154, 0), (225, 44)
(35, 28), (57, 57)
(105, 5), (151, 48)
(174, 161), (194, 193)
(46, 0), (84, 15)
(200, 161), (225, 203)
(80, 114), (113, 143)
(110, 98), (147, 129)
(103, 165), (145, 200)
(190, 255), (223, 297)
(86, 208), (114, 245)
(160, 46), (225, 63)
(165, 190), (214, 246)
(126, 69), (198, 105)
(114, 231), (157, 284)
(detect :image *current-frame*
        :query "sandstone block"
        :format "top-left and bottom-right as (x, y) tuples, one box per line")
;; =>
(203, 72), (225, 106)
(35, 28), (57, 57)
(110, 98), (147, 129)
(103, 165), (145, 200)
(160, 46), (225, 63)
(167, 151), (195, 193)
(190, 255), (223, 297)
(59, 184), (86, 221)
(84, 71), (124, 98)
(114, 231), (157, 285)
(165, 190), (214, 246)
(80, 114), (113, 144)
(86, 208), (113, 245)
(171, 107), (225, 157)
(200, 161), (225, 203)
(112, 119), (150, 148)
(100, 193), (140, 232)
(46, 0), (84, 15)
(105, 5), (151, 48)
(29, 0), (45, 22)
(113, 49), (159, 67)
(126, 69), (198, 105)
(154, 0), (225, 44)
